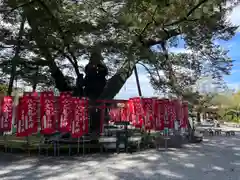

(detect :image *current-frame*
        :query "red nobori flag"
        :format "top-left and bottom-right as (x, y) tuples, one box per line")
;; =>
(109, 108), (119, 122)
(181, 101), (188, 128)
(162, 99), (170, 128)
(154, 99), (165, 131)
(120, 102), (130, 122)
(71, 98), (83, 137)
(172, 99), (181, 121)
(59, 92), (73, 132)
(127, 99), (135, 123)
(24, 94), (38, 135)
(167, 101), (176, 129)
(142, 98), (154, 130)
(82, 98), (89, 134)
(71, 98), (88, 137)
(178, 101), (184, 127)
(40, 92), (55, 134)
(16, 97), (28, 137)
(0, 96), (13, 132)
(130, 97), (144, 128)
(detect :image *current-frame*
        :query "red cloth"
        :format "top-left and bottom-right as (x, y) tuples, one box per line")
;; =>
(16, 97), (28, 137)
(167, 101), (176, 129)
(0, 96), (13, 132)
(142, 98), (154, 130)
(129, 97), (144, 128)
(58, 92), (73, 132)
(154, 99), (165, 131)
(24, 94), (38, 134)
(40, 91), (56, 135)
(71, 98), (89, 137)
(181, 101), (188, 128)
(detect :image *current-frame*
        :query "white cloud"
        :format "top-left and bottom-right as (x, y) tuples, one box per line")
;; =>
(228, 5), (240, 31)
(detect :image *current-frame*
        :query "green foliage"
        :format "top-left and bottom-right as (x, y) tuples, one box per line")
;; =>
(207, 91), (240, 122)
(0, 0), (239, 99)
(0, 84), (8, 94)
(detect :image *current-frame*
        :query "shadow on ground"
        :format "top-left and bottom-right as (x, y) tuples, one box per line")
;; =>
(0, 133), (239, 180)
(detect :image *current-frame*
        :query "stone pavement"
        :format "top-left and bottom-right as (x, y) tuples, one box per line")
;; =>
(0, 134), (239, 180)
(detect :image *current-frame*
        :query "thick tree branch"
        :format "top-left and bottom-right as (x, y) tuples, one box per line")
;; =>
(165, 0), (209, 27)
(1, 0), (36, 15)
(143, 28), (180, 47)
(99, 54), (136, 99)
(36, 0), (82, 77)
(22, 5), (73, 92)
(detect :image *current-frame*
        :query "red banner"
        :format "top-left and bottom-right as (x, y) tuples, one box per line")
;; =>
(109, 108), (120, 122)
(121, 103), (130, 122)
(24, 94), (38, 134)
(142, 98), (154, 130)
(0, 96), (13, 132)
(161, 99), (170, 128)
(59, 92), (72, 132)
(172, 99), (181, 121)
(82, 98), (88, 134)
(40, 92), (55, 134)
(154, 100), (164, 131)
(71, 98), (88, 137)
(16, 97), (28, 137)
(167, 101), (176, 129)
(130, 97), (144, 128)
(181, 101), (188, 128)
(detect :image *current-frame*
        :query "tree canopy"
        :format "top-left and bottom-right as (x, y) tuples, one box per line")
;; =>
(0, 0), (238, 100)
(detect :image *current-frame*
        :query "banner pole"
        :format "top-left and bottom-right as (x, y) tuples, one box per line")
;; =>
(82, 135), (85, 156)
(4, 132), (7, 152)
(77, 137), (80, 154)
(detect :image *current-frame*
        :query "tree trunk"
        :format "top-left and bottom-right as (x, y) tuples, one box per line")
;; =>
(99, 57), (136, 99)
(7, 17), (26, 96)
(32, 66), (39, 91)
(22, 4), (139, 135)
(197, 111), (201, 122)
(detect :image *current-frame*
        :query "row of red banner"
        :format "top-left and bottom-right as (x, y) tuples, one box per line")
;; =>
(0, 92), (189, 137)
(108, 97), (188, 130)
(0, 92), (89, 137)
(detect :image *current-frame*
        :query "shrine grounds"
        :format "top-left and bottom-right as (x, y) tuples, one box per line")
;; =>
(0, 131), (239, 180)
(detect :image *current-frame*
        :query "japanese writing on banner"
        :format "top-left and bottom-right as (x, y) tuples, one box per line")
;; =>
(181, 101), (188, 128)
(167, 101), (176, 129)
(59, 92), (72, 132)
(82, 98), (89, 134)
(109, 108), (120, 122)
(40, 92), (55, 134)
(71, 98), (88, 137)
(16, 97), (27, 137)
(129, 97), (144, 128)
(142, 98), (154, 130)
(121, 103), (129, 122)
(162, 99), (170, 128)
(24, 94), (38, 134)
(0, 96), (13, 132)
(154, 100), (165, 131)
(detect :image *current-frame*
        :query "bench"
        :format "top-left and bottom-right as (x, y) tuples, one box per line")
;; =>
(223, 130), (235, 136)
(39, 133), (91, 156)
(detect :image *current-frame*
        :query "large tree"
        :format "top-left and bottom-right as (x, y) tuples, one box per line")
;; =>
(0, 0), (238, 100)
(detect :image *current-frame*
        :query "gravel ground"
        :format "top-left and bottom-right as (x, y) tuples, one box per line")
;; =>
(0, 133), (239, 180)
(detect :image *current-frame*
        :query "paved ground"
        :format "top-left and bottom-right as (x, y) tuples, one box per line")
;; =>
(0, 134), (240, 180)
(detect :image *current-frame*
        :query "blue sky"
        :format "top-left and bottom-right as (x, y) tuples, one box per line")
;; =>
(116, 5), (240, 99)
